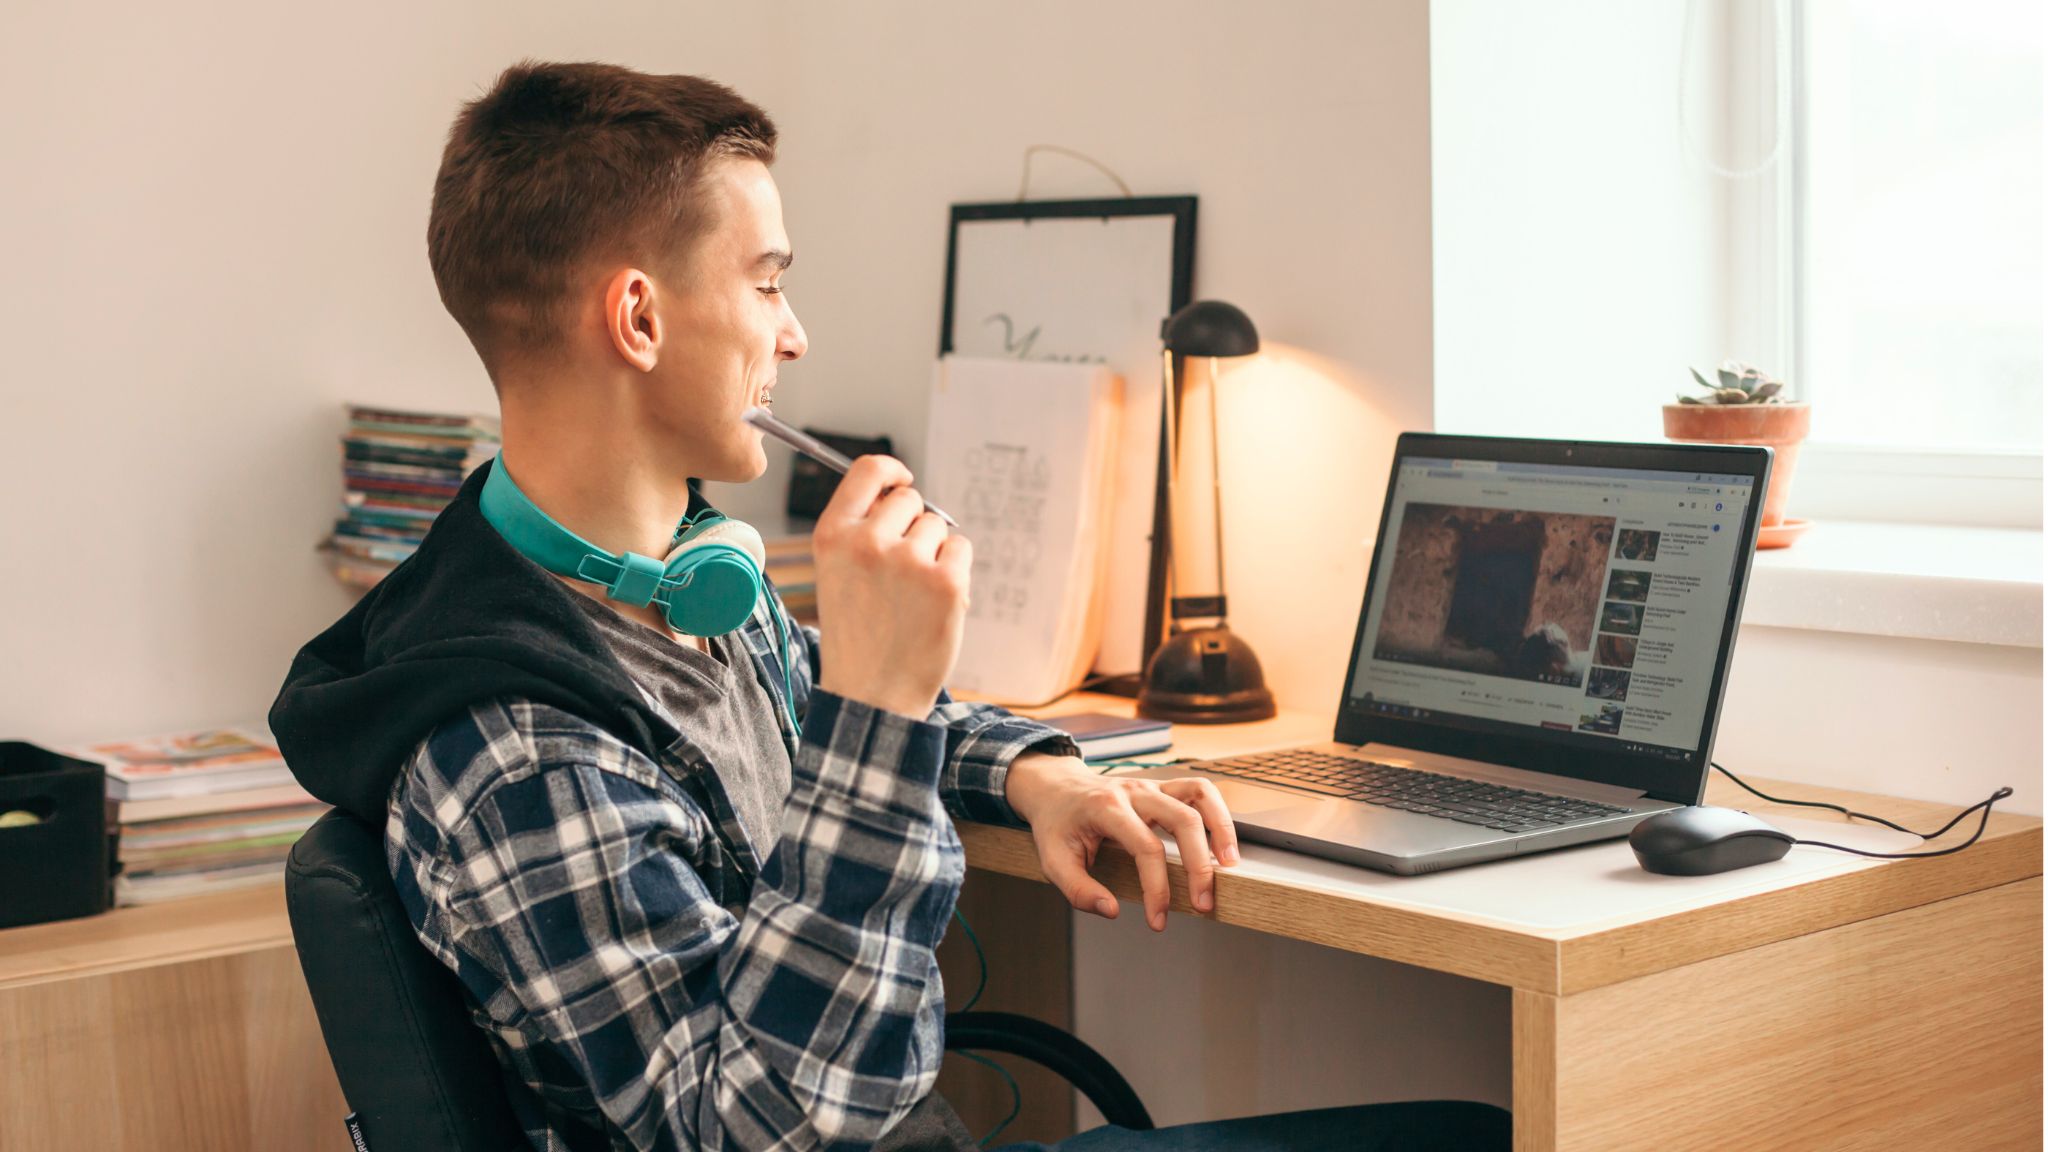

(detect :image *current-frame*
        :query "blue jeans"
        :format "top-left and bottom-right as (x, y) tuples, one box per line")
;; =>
(995, 1102), (1512, 1151)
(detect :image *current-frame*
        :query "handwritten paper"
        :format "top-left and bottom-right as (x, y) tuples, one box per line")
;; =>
(924, 356), (1122, 703)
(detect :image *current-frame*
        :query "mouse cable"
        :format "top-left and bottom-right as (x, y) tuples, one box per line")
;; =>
(1711, 762), (2014, 860)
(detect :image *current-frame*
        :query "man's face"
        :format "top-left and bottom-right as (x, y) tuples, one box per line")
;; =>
(643, 157), (807, 483)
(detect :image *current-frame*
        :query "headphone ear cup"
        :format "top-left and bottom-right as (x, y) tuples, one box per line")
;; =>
(661, 519), (766, 636)
(672, 517), (768, 568)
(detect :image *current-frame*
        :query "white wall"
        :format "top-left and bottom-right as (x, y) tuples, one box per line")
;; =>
(1716, 625), (2043, 812)
(0, 1), (798, 741)
(716, 0), (1436, 713)
(1, 0), (1427, 742)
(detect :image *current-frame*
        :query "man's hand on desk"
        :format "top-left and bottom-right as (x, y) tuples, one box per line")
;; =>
(1003, 753), (1239, 932)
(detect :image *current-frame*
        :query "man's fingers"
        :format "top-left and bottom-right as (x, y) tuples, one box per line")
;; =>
(901, 511), (949, 561)
(1095, 796), (1172, 931)
(1158, 776), (1241, 867)
(1130, 788), (1218, 915)
(867, 485), (927, 540)
(1037, 842), (1119, 920)
(935, 532), (973, 585)
(819, 455), (915, 525)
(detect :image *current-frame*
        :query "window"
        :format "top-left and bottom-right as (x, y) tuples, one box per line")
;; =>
(1795, 0), (2042, 453)
(1431, 0), (2044, 528)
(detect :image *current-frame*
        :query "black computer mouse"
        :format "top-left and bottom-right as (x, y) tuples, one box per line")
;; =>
(1629, 806), (1795, 875)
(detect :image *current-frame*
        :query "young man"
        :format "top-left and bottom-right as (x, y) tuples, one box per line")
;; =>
(272, 62), (1507, 1152)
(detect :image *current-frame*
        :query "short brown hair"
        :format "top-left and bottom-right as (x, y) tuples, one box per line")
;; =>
(427, 61), (777, 374)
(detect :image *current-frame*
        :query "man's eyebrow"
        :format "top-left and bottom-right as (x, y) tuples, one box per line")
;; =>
(753, 249), (793, 272)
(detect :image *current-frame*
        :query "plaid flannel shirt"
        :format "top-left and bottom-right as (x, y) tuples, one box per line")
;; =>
(387, 587), (1076, 1151)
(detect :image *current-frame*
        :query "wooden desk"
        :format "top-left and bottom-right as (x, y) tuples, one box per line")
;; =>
(0, 885), (349, 1151)
(962, 694), (2044, 1152)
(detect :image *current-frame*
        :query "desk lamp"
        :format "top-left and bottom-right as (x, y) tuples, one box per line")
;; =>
(1137, 300), (1277, 723)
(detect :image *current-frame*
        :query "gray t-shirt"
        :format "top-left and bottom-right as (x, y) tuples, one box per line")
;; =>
(567, 595), (791, 859)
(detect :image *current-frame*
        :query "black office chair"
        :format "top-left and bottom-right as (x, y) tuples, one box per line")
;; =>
(286, 809), (1151, 1150)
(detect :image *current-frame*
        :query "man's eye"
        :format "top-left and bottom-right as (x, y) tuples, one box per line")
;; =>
(759, 285), (783, 296)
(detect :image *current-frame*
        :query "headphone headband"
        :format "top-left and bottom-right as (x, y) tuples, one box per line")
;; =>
(479, 459), (764, 636)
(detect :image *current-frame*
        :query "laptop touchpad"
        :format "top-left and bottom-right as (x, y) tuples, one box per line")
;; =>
(1210, 778), (1341, 819)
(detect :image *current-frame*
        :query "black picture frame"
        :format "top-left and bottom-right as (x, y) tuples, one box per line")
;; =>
(937, 196), (1198, 685)
(939, 197), (1197, 357)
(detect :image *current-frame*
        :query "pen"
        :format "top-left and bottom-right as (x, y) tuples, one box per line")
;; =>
(743, 406), (960, 528)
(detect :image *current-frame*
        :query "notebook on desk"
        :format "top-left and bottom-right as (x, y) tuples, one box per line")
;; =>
(1124, 432), (1772, 875)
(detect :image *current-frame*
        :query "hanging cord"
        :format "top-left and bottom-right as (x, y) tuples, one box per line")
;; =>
(950, 908), (988, 1014)
(1677, 0), (1788, 179)
(1017, 144), (1134, 200)
(947, 908), (1020, 1146)
(765, 594), (800, 734)
(1711, 762), (2014, 859)
(954, 1050), (1023, 1147)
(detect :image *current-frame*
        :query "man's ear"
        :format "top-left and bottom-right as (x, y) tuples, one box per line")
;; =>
(603, 268), (661, 373)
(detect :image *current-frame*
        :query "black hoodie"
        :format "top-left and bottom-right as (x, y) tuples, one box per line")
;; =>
(270, 457), (699, 824)
(273, 458), (984, 1150)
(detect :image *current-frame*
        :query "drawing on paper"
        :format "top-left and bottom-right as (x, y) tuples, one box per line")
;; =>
(959, 442), (1052, 626)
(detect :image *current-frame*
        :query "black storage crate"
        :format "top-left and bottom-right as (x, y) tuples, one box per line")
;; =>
(0, 742), (112, 929)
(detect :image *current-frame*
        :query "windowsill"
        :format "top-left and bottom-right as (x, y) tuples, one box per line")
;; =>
(1742, 520), (2043, 649)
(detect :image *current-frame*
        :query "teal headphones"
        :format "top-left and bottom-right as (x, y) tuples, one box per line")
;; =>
(480, 458), (803, 732)
(479, 459), (766, 638)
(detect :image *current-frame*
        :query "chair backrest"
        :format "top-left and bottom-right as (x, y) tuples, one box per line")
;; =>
(286, 808), (526, 1152)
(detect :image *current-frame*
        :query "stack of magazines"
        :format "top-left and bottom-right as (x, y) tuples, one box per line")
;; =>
(323, 405), (501, 590)
(67, 726), (327, 905)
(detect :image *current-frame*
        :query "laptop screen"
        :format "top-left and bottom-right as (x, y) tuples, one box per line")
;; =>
(1335, 435), (1770, 803)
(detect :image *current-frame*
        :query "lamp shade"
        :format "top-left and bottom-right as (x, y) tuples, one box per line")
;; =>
(1160, 300), (1260, 358)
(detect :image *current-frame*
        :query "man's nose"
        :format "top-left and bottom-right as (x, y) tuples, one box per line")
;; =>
(779, 312), (808, 361)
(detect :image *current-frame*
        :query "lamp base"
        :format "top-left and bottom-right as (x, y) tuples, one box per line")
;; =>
(1136, 624), (1276, 724)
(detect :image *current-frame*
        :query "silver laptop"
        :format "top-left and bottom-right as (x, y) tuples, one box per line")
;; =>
(1128, 433), (1772, 875)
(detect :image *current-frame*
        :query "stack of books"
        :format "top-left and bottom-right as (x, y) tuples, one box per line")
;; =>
(68, 727), (327, 905)
(764, 529), (818, 625)
(323, 405), (501, 590)
(1039, 712), (1173, 762)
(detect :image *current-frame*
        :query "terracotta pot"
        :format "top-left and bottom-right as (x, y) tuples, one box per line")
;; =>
(1662, 402), (1810, 527)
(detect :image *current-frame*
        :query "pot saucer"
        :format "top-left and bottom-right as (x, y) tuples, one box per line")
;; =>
(1757, 517), (1810, 550)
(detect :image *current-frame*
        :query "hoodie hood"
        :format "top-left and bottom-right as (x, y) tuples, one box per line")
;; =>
(271, 458), (703, 824)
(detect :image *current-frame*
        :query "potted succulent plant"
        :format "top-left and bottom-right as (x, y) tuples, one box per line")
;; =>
(1664, 361), (1810, 546)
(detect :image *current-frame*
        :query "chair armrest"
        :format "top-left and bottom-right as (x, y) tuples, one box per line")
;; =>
(944, 1011), (1153, 1132)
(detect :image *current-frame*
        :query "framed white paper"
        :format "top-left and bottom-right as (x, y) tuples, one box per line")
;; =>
(939, 197), (1197, 676)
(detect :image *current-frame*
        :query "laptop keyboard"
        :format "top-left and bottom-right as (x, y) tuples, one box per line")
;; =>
(1199, 750), (1630, 833)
